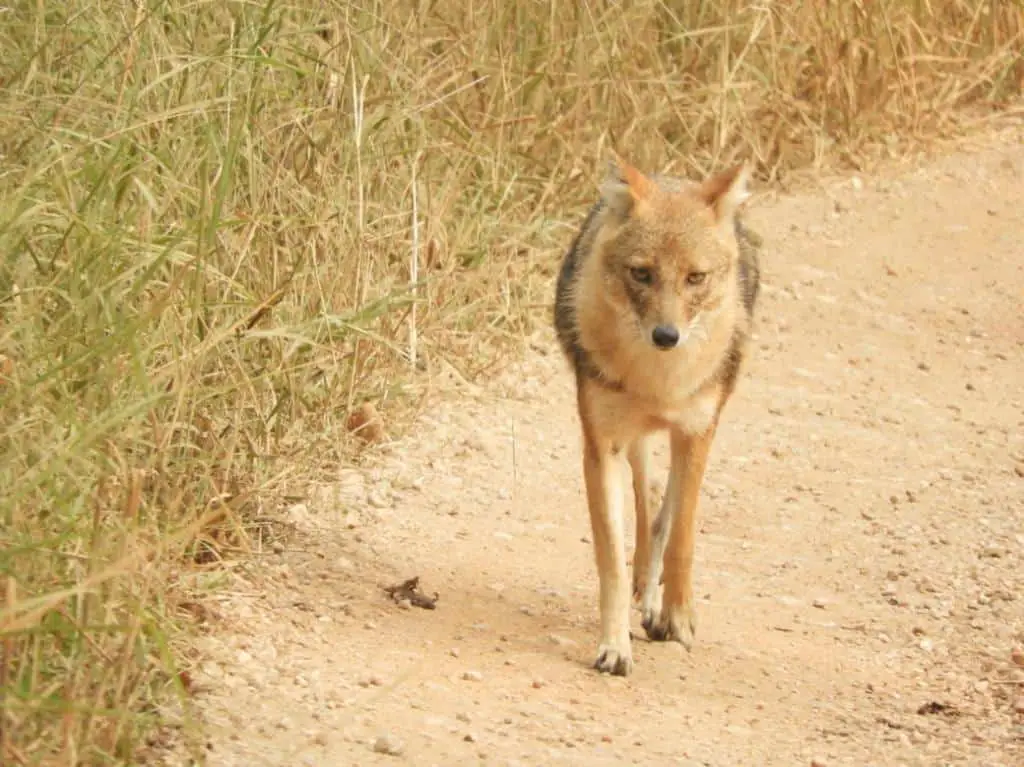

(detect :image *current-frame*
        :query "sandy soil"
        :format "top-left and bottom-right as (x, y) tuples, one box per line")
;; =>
(163, 130), (1024, 767)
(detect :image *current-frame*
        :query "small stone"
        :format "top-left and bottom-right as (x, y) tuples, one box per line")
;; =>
(271, 541), (285, 554)
(532, 679), (545, 689)
(1014, 697), (1024, 714)
(335, 556), (354, 571)
(449, 648), (460, 658)
(548, 634), (576, 647)
(456, 712), (471, 723)
(812, 599), (827, 609)
(463, 732), (477, 743)
(373, 734), (404, 756)
(1011, 648), (1024, 667)
(811, 760), (828, 767)
(462, 670), (483, 682)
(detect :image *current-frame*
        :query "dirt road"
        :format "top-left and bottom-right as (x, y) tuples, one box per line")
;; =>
(169, 132), (1024, 766)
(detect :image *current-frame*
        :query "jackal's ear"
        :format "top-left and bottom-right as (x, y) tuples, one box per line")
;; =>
(698, 162), (751, 224)
(601, 151), (652, 219)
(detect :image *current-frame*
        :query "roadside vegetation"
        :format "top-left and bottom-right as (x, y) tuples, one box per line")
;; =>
(1, 1), (1020, 762)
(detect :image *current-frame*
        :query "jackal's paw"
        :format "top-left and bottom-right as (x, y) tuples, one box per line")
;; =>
(642, 602), (697, 650)
(593, 641), (634, 676)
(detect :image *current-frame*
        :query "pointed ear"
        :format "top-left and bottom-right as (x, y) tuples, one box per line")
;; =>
(698, 162), (751, 223)
(600, 151), (653, 219)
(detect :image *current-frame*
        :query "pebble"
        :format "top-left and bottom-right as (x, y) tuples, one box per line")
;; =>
(373, 734), (405, 756)
(548, 634), (576, 647)
(462, 670), (483, 682)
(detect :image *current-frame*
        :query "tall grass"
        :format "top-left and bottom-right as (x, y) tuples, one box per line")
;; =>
(0, 0), (1020, 762)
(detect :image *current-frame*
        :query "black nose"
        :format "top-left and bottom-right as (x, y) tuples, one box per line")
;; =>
(651, 325), (680, 349)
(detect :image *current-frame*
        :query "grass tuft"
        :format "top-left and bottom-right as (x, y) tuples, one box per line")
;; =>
(1, 0), (1021, 762)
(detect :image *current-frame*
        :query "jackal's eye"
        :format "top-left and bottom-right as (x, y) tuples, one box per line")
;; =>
(629, 266), (653, 285)
(686, 271), (708, 286)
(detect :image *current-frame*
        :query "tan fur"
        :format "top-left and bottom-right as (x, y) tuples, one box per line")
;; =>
(553, 153), (760, 676)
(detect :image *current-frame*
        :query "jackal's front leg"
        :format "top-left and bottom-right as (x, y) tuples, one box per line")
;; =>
(627, 438), (653, 603)
(582, 438), (633, 676)
(642, 424), (717, 649)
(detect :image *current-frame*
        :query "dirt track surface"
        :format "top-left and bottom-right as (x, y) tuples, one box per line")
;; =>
(170, 133), (1024, 766)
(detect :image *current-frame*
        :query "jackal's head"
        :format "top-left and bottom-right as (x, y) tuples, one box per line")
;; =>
(594, 153), (750, 352)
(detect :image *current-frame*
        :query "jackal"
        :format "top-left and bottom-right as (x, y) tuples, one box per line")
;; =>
(553, 153), (761, 676)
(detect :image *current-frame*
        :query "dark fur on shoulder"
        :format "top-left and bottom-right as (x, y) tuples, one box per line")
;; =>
(553, 199), (626, 390)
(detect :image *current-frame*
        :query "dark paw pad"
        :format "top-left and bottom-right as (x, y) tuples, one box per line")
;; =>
(642, 608), (696, 648)
(593, 647), (633, 676)
(643, 617), (671, 642)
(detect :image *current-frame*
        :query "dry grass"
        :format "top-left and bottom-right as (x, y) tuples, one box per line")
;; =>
(0, 0), (1020, 762)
